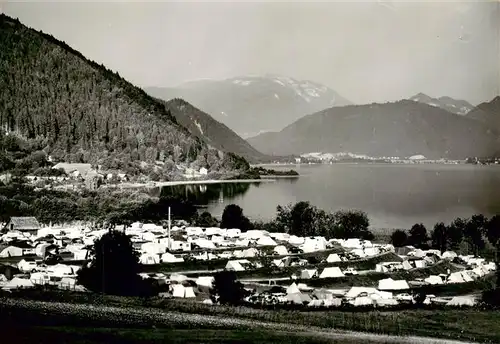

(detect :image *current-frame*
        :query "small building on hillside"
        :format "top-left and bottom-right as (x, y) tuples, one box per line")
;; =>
(52, 163), (92, 179)
(2, 217), (41, 234)
(199, 167), (208, 176)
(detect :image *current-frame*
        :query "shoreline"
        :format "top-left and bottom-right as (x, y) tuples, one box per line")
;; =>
(101, 178), (276, 189)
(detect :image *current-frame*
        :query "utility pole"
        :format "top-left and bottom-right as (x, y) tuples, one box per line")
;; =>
(168, 206), (171, 251)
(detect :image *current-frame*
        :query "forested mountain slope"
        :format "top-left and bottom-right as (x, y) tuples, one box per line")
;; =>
(161, 98), (269, 163)
(0, 14), (246, 174)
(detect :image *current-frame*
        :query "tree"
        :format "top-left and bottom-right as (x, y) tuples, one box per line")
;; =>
(431, 222), (449, 253)
(193, 211), (219, 228)
(332, 210), (372, 239)
(211, 270), (246, 305)
(464, 214), (487, 255)
(77, 230), (150, 296)
(448, 218), (465, 251)
(486, 215), (500, 262)
(289, 201), (316, 237)
(390, 229), (408, 248)
(220, 204), (251, 231)
(408, 223), (428, 249)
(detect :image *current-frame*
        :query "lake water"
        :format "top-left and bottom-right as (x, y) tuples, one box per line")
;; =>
(161, 164), (500, 230)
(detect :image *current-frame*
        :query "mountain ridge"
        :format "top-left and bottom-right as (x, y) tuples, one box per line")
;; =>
(146, 75), (352, 138)
(409, 93), (474, 115)
(247, 99), (500, 159)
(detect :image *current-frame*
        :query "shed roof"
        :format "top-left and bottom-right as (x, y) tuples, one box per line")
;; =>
(52, 163), (92, 175)
(6, 217), (40, 230)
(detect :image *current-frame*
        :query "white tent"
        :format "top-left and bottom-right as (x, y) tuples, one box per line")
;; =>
(442, 251), (458, 260)
(308, 299), (324, 307)
(2, 277), (35, 289)
(324, 298), (342, 307)
(172, 284), (185, 298)
(402, 261), (413, 270)
(447, 272), (465, 284)
(378, 278), (410, 291)
(288, 236), (304, 245)
(414, 260), (427, 269)
(194, 238), (216, 249)
(273, 259), (286, 267)
(351, 248), (366, 258)
(345, 287), (378, 299)
(319, 267), (344, 279)
(0, 246), (24, 258)
(47, 264), (75, 277)
(425, 275), (444, 285)
(141, 243), (167, 255)
(343, 238), (363, 249)
(73, 249), (89, 260)
(196, 276), (214, 288)
(243, 230), (268, 240)
(205, 227), (223, 236)
(225, 260), (245, 271)
(301, 237), (327, 253)
(161, 252), (184, 263)
(408, 249), (425, 258)
(447, 296), (475, 306)
(300, 269), (318, 279)
(286, 292), (311, 304)
(273, 245), (288, 256)
(460, 271), (474, 283)
(139, 253), (160, 265)
(202, 299), (213, 304)
(169, 274), (188, 282)
(225, 228), (241, 238)
(256, 236), (277, 246)
(352, 296), (374, 306)
(242, 248), (259, 258)
(326, 253), (341, 263)
(286, 282), (301, 294)
(376, 298), (399, 307)
(184, 286), (196, 298)
(364, 247), (380, 257)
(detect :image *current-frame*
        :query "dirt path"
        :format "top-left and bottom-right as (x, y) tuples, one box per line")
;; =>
(0, 298), (474, 344)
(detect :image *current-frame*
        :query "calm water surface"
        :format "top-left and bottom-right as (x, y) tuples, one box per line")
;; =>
(163, 164), (500, 230)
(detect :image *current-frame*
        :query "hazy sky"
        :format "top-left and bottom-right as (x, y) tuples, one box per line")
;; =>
(2, 1), (499, 105)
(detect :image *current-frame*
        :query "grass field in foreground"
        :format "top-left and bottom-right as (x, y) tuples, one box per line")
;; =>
(2, 292), (500, 343)
(0, 326), (384, 344)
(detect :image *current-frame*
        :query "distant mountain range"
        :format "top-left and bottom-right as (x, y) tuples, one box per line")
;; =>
(146, 75), (352, 138)
(0, 14), (247, 174)
(409, 93), (474, 115)
(247, 100), (500, 159)
(160, 98), (269, 163)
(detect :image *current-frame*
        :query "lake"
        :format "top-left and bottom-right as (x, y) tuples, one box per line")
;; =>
(161, 163), (500, 230)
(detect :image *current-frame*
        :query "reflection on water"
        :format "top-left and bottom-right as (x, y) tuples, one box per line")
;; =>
(158, 182), (257, 206)
(202, 164), (500, 229)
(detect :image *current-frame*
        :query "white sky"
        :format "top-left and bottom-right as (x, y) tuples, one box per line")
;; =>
(3, 1), (499, 104)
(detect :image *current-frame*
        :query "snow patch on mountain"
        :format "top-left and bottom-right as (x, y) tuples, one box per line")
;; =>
(232, 79), (252, 86)
(274, 93), (280, 100)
